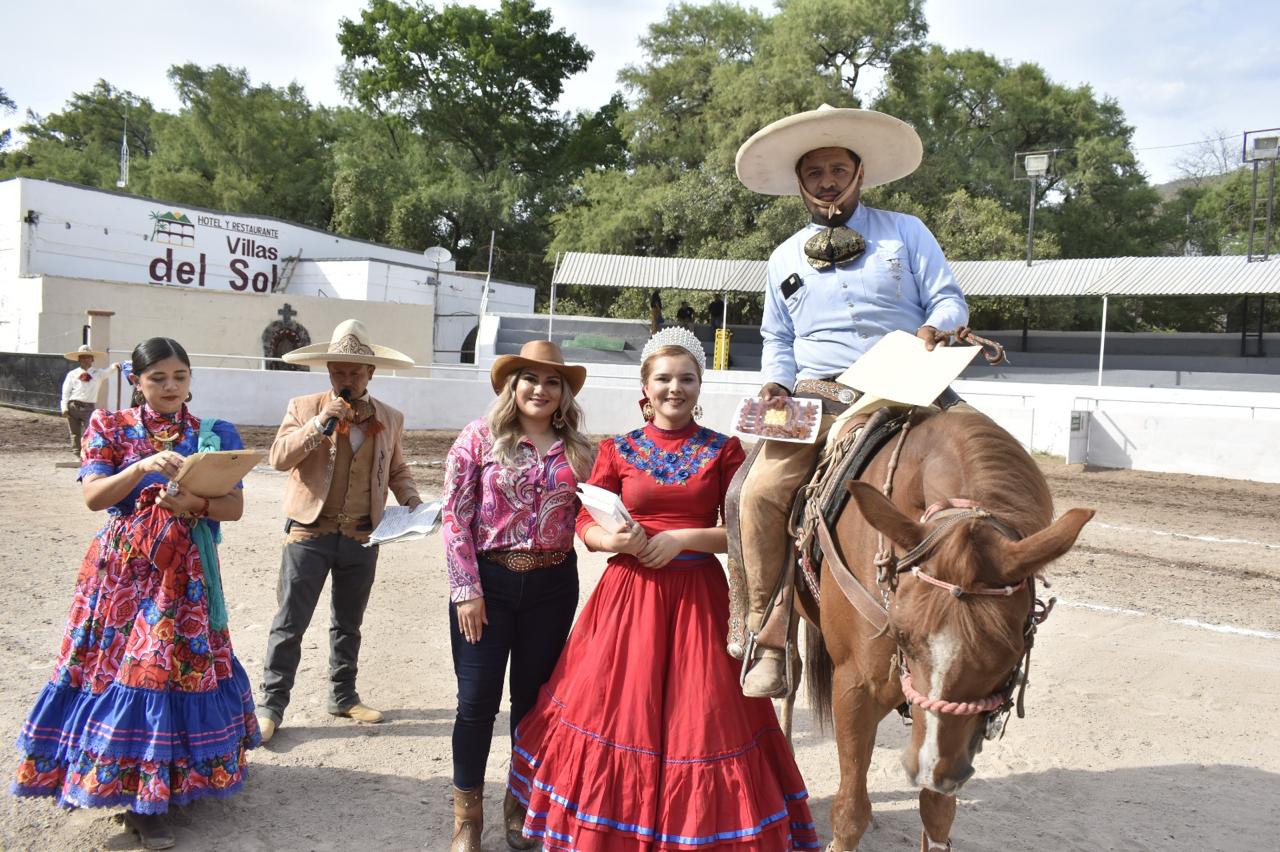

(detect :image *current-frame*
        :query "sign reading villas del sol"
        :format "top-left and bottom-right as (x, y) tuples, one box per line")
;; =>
(147, 209), (284, 292)
(3, 180), (448, 296)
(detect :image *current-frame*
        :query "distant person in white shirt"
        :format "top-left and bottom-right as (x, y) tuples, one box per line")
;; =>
(60, 344), (108, 455)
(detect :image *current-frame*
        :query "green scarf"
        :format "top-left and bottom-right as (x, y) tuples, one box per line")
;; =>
(192, 418), (228, 631)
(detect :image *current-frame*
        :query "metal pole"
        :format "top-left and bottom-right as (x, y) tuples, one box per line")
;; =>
(1240, 295), (1249, 357)
(1025, 179), (1037, 267)
(1248, 162), (1260, 260)
(478, 229), (496, 330)
(1021, 297), (1030, 352)
(1096, 295), (1108, 387)
(1264, 160), (1277, 260)
(1259, 294), (1267, 357)
(547, 251), (561, 341)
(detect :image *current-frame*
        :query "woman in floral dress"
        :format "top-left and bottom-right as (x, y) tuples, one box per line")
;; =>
(12, 337), (259, 849)
(508, 328), (819, 851)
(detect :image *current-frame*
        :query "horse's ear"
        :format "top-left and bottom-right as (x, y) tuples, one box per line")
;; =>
(998, 508), (1095, 580)
(847, 480), (925, 551)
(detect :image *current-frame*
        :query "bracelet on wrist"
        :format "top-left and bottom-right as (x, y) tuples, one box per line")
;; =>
(197, 496), (211, 518)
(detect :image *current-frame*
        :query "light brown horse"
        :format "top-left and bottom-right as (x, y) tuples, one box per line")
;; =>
(798, 407), (1094, 851)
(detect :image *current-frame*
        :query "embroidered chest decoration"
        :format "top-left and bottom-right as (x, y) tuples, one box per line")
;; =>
(614, 427), (726, 485)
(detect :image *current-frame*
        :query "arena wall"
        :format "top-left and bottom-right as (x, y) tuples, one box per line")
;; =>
(106, 365), (1280, 486)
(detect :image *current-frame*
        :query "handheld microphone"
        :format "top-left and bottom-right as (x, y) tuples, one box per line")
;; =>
(322, 388), (352, 436)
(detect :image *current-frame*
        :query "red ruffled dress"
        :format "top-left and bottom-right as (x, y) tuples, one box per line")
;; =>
(509, 421), (819, 851)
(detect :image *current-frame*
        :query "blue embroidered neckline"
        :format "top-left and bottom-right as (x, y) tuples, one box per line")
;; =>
(613, 426), (726, 485)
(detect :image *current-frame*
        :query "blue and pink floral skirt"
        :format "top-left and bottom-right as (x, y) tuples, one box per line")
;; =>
(12, 489), (259, 813)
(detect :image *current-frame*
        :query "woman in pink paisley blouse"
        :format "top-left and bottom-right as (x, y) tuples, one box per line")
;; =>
(440, 340), (593, 852)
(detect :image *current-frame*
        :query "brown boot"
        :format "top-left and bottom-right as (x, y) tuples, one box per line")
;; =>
(450, 784), (483, 852)
(503, 788), (536, 850)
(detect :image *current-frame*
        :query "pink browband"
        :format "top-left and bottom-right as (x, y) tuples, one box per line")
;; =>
(900, 671), (1008, 716)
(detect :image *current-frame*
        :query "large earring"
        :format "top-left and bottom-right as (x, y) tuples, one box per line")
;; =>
(692, 404), (704, 420)
(642, 401), (656, 421)
(551, 409), (566, 429)
(186, 392), (193, 403)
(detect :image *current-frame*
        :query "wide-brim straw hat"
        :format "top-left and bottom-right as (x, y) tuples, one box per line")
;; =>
(282, 319), (415, 369)
(490, 340), (587, 395)
(64, 344), (106, 361)
(736, 104), (923, 195)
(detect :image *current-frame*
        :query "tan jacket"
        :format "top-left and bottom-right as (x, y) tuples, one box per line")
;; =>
(269, 390), (420, 526)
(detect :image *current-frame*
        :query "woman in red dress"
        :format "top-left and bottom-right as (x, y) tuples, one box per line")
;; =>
(508, 328), (819, 851)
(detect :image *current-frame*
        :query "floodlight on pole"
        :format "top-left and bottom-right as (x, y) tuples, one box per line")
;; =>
(1243, 128), (1280, 262)
(1014, 149), (1057, 353)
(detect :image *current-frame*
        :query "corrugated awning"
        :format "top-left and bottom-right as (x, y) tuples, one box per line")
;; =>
(552, 251), (1280, 297)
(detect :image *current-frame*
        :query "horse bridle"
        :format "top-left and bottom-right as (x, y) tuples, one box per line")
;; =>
(876, 498), (1056, 740)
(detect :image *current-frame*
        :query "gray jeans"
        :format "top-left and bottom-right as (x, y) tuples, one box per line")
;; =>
(260, 532), (379, 723)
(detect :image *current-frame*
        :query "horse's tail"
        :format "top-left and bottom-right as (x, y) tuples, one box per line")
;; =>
(804, 620), (835, 732)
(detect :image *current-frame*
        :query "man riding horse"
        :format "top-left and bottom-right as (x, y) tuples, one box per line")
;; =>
(733, 104), (970, 697)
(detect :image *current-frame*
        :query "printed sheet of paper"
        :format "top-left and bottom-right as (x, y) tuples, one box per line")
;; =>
(835, 330), (980, 406)
(365, 501), (442, 547)
(172, 450), (265, 498)
(576, 483), (632, 533)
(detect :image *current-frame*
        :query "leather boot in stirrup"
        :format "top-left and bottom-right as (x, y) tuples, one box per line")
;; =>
(450, 784), (483, 852)
(503, 788), (536, 850)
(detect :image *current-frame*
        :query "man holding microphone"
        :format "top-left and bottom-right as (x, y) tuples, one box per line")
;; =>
(257, 319), (422, 742)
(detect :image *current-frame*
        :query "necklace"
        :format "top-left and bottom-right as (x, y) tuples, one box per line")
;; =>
(142, 406), (186, 452)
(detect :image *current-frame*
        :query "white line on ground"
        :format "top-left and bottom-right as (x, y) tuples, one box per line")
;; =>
(1057, 598), (1279, 640)
(1171, 619), (1280, 639)
(1093, 521), (1280, 550)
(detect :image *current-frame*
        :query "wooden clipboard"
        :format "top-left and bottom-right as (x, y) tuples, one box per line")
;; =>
(171, 450), (265, 497)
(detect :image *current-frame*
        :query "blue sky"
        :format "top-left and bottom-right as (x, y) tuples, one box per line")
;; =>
(2, 0), (1275, 184)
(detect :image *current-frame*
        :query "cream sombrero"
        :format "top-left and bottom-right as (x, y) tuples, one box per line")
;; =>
(282, 319), (415, 369)
(64, 344), (107, 361)
(736, 104), (923, 196)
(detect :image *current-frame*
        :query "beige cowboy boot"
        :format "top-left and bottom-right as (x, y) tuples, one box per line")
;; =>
(742, 647), (788, 697)
(450, 784), (483, 852)
(503, 788), (536, 850)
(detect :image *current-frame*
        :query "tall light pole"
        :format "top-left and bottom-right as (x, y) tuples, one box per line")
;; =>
(1014, 150), (1054, 352)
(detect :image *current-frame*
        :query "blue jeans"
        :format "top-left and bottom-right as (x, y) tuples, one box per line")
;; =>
(449, 552), (578, 789)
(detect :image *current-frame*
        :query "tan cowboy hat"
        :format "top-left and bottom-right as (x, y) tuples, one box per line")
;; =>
(490, 340), (587, 395)
(282, 319), (415, 369)
(735, 104), (923, 195)
(64, 344), (106, 361)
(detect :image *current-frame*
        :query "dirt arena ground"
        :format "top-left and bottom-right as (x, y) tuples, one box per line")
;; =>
(1, 406), (1278, 851)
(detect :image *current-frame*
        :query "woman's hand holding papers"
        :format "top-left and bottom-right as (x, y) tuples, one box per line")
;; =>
(600, 522), (648, 556)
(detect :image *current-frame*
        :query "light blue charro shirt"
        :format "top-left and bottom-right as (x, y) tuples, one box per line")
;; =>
(761, 203), (969, 390)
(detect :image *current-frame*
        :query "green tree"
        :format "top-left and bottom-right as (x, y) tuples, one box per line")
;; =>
(147, 64), (337, 228)
(0, 87), (16, 151)
(334, 0), (619, 291)
(0, 81), (158, 190)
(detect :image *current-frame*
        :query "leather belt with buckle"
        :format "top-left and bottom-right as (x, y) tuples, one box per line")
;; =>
(482, 550), (571, 572)
(793, 379), (861, 415)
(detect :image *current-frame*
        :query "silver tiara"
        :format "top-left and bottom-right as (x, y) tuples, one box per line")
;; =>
(641, 326), (707, 372)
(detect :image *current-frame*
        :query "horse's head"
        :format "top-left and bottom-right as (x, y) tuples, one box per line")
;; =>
(848, 481), (1094, 795)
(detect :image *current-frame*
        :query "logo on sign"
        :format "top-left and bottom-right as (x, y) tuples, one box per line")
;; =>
(149, 211), (196, 247)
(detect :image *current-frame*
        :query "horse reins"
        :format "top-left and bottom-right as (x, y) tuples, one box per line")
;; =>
(864, 419), (1055, 737)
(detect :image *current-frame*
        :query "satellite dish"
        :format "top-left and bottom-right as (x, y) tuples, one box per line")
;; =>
(423, 246), (453, 265)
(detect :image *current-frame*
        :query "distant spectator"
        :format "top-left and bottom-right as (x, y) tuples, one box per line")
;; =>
(649, 290), (664, 334)
(708, 294), (726, 330)
(59, 344), (108, 456)
(676, 301), (695, 328)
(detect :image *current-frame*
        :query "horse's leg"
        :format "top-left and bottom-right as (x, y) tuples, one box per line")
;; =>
(918, 788), (957, 850)
(828, 664), (883, 851)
